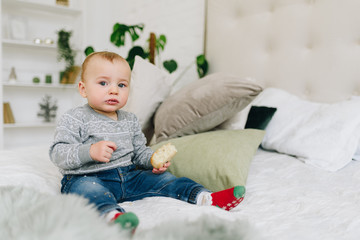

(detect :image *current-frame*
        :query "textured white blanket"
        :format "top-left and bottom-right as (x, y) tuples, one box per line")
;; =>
(0, 186), (257, 240)
(1, 146), (360, 240)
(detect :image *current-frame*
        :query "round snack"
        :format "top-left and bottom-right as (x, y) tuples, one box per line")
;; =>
(151, 143), (177, 169)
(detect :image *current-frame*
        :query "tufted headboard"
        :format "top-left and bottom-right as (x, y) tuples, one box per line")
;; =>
(205, 0), (360, 102)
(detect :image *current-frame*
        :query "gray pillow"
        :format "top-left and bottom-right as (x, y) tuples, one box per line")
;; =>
(154, 73), (263, 143)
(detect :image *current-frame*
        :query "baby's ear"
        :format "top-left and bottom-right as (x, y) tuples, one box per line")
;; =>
(78, 81), (87, 98)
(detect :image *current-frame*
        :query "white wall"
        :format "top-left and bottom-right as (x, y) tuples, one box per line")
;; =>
(0, 1), (3, 147)
(83, 0), (206, 90)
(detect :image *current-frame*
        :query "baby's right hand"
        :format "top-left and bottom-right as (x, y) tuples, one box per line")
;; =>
(90, 141), (117, 163)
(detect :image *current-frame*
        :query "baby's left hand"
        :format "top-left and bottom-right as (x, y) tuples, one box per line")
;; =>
(152, 161), (171, 174)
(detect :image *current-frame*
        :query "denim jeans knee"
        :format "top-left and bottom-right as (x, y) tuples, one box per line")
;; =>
(61, 175), (124, 215)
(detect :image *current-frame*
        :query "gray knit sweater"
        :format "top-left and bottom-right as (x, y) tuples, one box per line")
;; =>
(49, 104), (154, 175)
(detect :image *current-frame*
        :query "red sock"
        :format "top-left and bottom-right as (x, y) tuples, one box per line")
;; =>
(211, 186), (245, 211)
(111, 212), (123, 221)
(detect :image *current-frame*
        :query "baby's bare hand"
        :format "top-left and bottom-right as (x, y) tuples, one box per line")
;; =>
(152, 161), (171, 174)
(90, 141), (117, 163)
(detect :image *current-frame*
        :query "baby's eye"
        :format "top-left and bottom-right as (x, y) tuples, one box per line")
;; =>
(118, 83), (126, 88)
(99, 81), (107, 86)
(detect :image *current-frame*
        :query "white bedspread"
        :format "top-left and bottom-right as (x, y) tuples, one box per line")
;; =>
(121, 149), (360, 239)
(239, 149), (360, 240)
(1, 146), (359, 239)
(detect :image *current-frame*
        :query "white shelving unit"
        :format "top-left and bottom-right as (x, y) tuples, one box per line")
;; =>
(4, 122), (56, 128)
(0, 0), (85, 149)
(3, 82), (77, 89)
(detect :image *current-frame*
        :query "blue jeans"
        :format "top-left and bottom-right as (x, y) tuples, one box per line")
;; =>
(61, 165), (208, 215)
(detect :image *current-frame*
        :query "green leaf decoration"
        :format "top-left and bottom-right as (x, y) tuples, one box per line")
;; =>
(110, 23), (144, 47)
(126, 46), (148, 69)
(196, 54), (209, 78)
(84, 23), (182, 75)
(84, 46), (95, 56)
(147, 34), (167, 54)
(163, 59), (178, 73)
(157, 34), (167, 52)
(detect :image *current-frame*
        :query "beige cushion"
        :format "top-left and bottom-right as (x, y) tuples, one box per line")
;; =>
(151, 129), (265, 192)
(154, 73), (263, 143)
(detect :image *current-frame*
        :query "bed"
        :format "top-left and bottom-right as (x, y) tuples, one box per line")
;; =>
(1, 0), (360, 239)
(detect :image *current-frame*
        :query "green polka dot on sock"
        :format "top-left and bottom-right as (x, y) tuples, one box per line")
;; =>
(233, 186), (245, 198)
(114, 212), (139, 230)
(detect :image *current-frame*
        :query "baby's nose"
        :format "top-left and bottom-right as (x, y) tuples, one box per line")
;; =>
(109, 84), (119, 94)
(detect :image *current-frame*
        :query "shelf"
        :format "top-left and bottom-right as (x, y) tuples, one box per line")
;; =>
(4, 122), (56, 129)
(3, 82), (77, 89)
(2, 39), (56, 50)
(2, 0), (82, 16)
(2, 39), (81, 53)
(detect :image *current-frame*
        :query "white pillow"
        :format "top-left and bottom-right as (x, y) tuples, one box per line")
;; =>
(123, 56), (174, 131)
(217, 105), (251, 130)
(250, 88), (360, 172)
(351, 96), (360, 161)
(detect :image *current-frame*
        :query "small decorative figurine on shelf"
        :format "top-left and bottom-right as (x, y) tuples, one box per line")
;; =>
(37, 95), (58, 122)
(8, 67), (17, 84)
(33, 38), (42, 44)
(56, 0), (69, 7)
(44, 38), (54, 45)
(45, 74), (52, 84)
(33, 76), (40, 84)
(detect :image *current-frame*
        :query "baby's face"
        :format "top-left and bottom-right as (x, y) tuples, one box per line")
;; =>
(79, 56), (131, 119)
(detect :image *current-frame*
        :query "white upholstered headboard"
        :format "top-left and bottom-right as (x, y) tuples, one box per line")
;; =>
(205, 0), (360, 102)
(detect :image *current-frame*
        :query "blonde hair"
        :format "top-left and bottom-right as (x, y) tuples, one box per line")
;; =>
(81, 51), (129, 81)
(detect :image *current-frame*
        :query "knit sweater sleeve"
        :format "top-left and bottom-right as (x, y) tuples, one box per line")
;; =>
(130, 114), (154, 169)
(49, 110), (93, 171)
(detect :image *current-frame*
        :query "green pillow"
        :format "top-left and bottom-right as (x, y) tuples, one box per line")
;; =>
(151, 129), (265, 192)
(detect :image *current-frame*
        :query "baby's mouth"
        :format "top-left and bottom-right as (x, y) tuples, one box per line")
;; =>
(106, 99), (119, 105)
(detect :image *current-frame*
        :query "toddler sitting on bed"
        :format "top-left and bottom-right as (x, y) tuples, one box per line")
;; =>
(49, 51), (245, 233)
